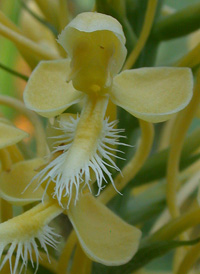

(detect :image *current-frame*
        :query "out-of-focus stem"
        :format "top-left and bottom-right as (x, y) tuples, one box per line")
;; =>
(123, 0), (158, 70)
(0, 199), (13, 222)
(0, 23), (59, 61)
(175, 43), (200, 68)
(71, 243), (92, 274)
(57, 231), (77, 274)
(166, 70), (200, 218)
(176, 242), (200, 274)
(149, 208), (200, 241)
(58, 0), (70, 31)
(0, 62), (29, 81)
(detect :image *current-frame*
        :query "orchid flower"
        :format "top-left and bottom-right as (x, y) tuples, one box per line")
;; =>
(0, 120), (141, 272)
(23, 12), (193, 207)
(0, 105), (141, 272)
(0, 8), (196, 274)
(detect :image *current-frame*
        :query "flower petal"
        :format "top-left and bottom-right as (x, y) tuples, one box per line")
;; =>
(0, 158), (45, 205)
(111, 67), (193, 122)
(23, 59), (83, 118)
(68, 193), (141, 266)
(58, 12), (127, 79)
(0, 122), (28, 149)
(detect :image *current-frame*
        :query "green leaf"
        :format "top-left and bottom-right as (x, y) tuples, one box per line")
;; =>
(152, 3), (200, 41)
(93, 238), (200, 274)
(124, 182), (166, 225)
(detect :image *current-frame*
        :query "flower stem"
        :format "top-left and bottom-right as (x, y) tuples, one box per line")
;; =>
(123, 0), (158, 70)
(58, 0), (70, 31)
(57, 230), (77, 274)
(99, 120), (154, 204)
(0, 198), (13, 222)
(19, 0), (59, 37)
(166, 69), (200, 219)
(174, 42), (200, 68)
(176, 242), (200, 274)
(0, 22), (59, 63)
(71, 243), (92, 274)
(0, 149), (12, 171)
(96, 0), (137, 54)
(0, 62), (29, 81)
(0, 95), (47, 157)
(148, 207), (200, 242)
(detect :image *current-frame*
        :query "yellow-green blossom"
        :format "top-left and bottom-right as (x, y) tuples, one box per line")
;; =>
(0, 6), (197, 274)
(0, 118), (141, 270)
(23, 12), (193, 206)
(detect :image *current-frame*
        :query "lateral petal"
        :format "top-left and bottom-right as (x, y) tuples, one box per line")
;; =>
(110, 67), (193, 122)
(23, 59), (83, 118)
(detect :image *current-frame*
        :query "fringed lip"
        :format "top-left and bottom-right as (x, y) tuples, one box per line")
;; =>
(31, 114), (127, 208)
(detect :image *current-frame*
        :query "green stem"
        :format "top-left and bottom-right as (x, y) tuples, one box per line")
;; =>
(153, 3), (200, 41)
(96, 0), (137, 54)
(133, 128), (200, 185)
(147, 208), (200, 242)
(0, 62), (28, 81)
(18, 0), (59, 37)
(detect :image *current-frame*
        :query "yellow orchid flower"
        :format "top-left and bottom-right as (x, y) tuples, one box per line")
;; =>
(0, 191), (141, 273)
(0, 157), (142, 270)
(23, 12), (193, 208)
(0, 119), (141, 270)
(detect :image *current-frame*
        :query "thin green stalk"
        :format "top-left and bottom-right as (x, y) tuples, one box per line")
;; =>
(0, 62), (28, 81)
(147, 208), (200, 242)
(19, 0), (59, 37)
(96, 0), (137, 54)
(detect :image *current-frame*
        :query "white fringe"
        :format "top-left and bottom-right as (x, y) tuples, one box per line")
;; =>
(33, 116), (128, 208)
(0, 225), (59, 274)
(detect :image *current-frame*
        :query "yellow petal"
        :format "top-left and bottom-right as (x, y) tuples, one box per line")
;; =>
(0, 122), (28, 149)
(111, 67), (193, 122)
(68, 193), (141, 266)
(0, 158), (45, 205)
(23, 59), (83, 118)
